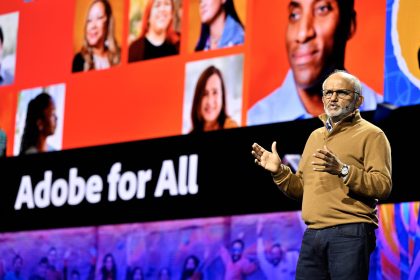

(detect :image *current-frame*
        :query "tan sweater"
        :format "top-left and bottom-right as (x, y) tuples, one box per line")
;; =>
(272, 110), (392, 229)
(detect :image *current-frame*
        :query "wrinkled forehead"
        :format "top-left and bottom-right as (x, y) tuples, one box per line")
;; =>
(323, 73), (355, 91)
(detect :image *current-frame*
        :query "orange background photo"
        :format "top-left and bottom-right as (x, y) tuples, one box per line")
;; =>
(246, 0), (386, 109)
(0, 0), (386, 156)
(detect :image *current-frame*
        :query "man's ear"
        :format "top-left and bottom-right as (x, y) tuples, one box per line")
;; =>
(355, 94), (363, 108)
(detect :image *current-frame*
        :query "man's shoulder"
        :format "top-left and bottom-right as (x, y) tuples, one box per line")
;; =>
(247, 72), (301, 125)
(309, 126), (325, 138)
(247, 90), (281, 126)
(359, 118), (383, 131)
(248, 85), (287, 112)
(355, 115), (385, 138)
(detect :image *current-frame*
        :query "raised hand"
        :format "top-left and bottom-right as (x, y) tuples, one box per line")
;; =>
(251, 141), (282, 174)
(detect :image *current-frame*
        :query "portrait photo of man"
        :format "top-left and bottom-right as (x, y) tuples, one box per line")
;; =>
(247, 0), (385, 126)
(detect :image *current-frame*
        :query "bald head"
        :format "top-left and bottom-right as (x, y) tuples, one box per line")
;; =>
(322, 70), (363, 122)
(322, 71), (362, 96)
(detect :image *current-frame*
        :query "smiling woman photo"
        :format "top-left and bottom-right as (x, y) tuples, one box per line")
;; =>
(190, 65), (238, 133)
(128, 0), (180, 62)
(72, 0), (121, 72)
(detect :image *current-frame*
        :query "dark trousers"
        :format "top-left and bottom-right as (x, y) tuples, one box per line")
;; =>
(295, 223), (376, 280)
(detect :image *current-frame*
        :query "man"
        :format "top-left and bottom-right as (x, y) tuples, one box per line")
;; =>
(256, 219), (299, 279)
(247, 0), (382, 126)
(180, 255), (202, 280)
(0, 26), (14, 86)
(219, 239), (257, 280)
(251, 71), (392, 279)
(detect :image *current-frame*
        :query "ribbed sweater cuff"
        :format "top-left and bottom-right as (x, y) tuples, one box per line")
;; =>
(271, 165), (291, 185)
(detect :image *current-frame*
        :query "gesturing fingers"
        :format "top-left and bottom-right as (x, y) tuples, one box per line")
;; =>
(315, 146), (339, 161)
(252, 142), (272, 168)
(312, 147), (342, 175)
(252, 143), (266, 159)
(312, 161), (330, 167)
(251, 150), (261, 162)
(251, 142), (283, 174)
(312, 148), (332, 171)
(313, 152), (327, 161)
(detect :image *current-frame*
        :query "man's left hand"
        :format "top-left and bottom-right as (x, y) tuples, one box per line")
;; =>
(311, 145), (344, 176)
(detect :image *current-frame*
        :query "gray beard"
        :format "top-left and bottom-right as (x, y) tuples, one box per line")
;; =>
(325, 100), (356, 122)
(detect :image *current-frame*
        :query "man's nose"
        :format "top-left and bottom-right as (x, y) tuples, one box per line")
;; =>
(330, 91), (339, 100)
(296, 13), (316, 43)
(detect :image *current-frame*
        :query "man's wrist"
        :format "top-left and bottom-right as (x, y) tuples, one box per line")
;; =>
(272, 165), (284, 178)
(271, 164), (290, 184)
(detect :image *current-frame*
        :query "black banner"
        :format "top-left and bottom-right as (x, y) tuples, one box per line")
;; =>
(1, 103), (418, 233)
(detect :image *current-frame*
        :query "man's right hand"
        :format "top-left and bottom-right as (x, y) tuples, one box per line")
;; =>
(251, 141), (282, 175)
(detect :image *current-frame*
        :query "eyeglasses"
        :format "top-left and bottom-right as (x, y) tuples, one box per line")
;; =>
(322, 89), (358, 99)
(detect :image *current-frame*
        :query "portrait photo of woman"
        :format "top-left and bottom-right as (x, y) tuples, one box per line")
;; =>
(188, 0), (246, 52)
(13, 83), (66, 156)
(72, 0), (122, 73)
(182, 54), (244, 134)
(128, 0), (182, 62)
